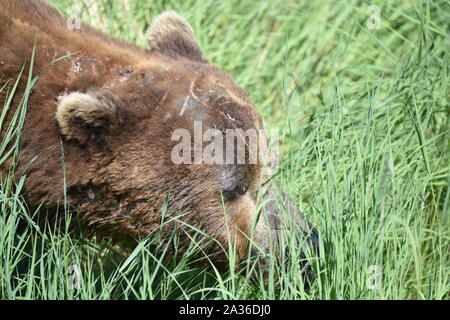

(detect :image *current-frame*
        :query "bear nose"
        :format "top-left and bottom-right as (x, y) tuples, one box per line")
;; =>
(304, 228), (320, 255)
(252, 181), (320, 287)
(296, 228), (320, 288)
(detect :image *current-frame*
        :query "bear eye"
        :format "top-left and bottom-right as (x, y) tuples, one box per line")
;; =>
(221, 182), (248, 202)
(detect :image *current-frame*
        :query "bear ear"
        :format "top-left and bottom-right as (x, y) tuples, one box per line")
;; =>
(56, 92), (123, 144)
(147, 11), (204, 62)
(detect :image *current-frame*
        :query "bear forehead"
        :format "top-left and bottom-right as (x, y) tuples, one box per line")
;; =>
(110, 60), (262, 131)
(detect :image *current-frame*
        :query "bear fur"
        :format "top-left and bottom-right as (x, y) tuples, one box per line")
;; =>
(0, 0), (317, 269)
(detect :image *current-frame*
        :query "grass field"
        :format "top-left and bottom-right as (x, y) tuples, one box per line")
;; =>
(0, 0), (449, 299)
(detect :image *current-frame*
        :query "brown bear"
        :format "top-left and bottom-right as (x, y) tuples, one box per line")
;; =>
(0, 0), (318, 273)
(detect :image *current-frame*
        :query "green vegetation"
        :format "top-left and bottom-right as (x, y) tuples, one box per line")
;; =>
(1, 0), (448, 299)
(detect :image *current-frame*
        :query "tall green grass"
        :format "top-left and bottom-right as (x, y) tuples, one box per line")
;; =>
(0, 0), (448, 299)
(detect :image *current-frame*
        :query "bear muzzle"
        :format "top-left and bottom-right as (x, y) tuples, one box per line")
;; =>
(250, 181), (320, 287)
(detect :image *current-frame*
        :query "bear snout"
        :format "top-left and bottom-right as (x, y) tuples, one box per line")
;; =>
(251, 181), (320, 286)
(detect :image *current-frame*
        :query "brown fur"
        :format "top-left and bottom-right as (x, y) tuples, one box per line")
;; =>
(0, 0), (317, 270)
